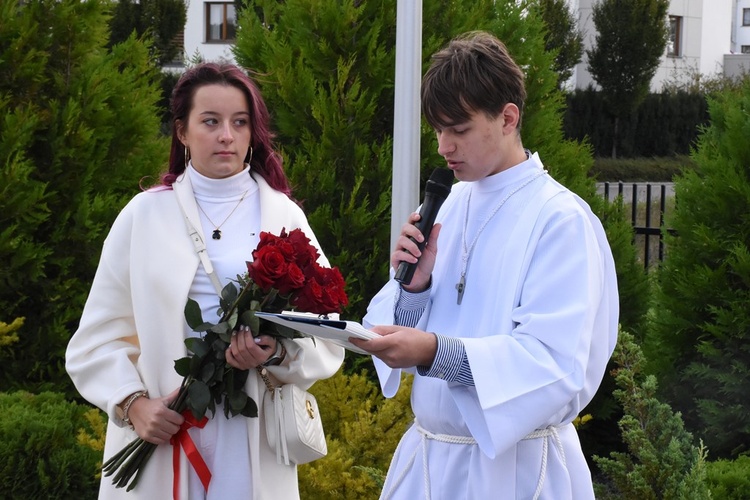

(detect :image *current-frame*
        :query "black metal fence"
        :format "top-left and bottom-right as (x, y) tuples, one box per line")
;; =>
(600, 182), (676, 269)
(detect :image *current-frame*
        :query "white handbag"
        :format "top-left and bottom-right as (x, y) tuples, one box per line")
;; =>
(258, 368), (328, 465)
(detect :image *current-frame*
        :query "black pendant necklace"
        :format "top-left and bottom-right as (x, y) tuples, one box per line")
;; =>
(195, 190), (249, 240)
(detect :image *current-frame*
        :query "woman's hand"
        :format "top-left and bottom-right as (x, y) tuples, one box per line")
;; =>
(226, 325), (276, 370)
(127, 389), (185, 445)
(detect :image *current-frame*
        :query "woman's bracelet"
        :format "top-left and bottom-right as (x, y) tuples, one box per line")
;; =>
(120, 390), (148, 426)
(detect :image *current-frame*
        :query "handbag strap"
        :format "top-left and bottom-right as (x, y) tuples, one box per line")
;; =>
(257, 367), (278, 392)
(175, 190), (224, 296)
(176, 186), (289, 417)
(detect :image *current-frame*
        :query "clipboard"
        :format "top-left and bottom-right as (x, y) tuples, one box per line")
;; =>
(255, 312), (378, 354)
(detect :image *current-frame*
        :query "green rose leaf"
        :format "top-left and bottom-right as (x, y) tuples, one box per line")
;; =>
(226, 308), (239, 330)
(184, 337), (210, 358)
(240, 309), (260, 336)
(174, 357), (191, 377)
(228, 389), (248, 413)
(221, 281), (238, 305)
(189, 352), (203, 375)
(210, 338), (227, 357)
(184, 298), (214, 331)
(240, 398), (258, 418)
(188, 380), (211, 420)
(212, 321), (231, 335)
(200, 362), (216, 383)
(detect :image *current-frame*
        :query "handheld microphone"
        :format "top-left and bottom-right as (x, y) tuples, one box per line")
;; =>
(394, 167), (454, 285)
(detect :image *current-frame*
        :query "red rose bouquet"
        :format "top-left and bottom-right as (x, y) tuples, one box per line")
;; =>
(102, 228), (347, 492)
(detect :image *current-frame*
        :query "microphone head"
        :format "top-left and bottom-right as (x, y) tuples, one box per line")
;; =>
(425, 167), (454, 198)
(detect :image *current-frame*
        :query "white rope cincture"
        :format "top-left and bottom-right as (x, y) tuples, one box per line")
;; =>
(381, 421), (477, 500)
(523, 426), (566, 500)
(381, 420), (565, 500)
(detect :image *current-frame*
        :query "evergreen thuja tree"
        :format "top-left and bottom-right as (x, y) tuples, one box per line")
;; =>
(593, 331), (711, 499)
(234, 0), (398, 328)
(0, 0), (167, 395)
(648, 77), (750, 459)
(587, 0), (669, 158)
(531, 0), (583, 89)
(109, 0), (187, 65)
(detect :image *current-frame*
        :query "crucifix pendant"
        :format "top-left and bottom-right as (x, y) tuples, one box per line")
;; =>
(212, 229), (222, 240)
(456, 275), (466, 305)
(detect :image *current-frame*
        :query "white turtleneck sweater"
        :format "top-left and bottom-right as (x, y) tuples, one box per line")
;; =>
(185, 163), (260, 499)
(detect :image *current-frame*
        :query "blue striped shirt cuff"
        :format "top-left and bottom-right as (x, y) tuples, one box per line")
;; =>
(417, 335), (475, 386)
(394, 285), (430, 328)
(395, 284), (475, 386)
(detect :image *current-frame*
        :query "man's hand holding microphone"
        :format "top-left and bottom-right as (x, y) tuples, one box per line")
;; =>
(350, 167), (454, 366)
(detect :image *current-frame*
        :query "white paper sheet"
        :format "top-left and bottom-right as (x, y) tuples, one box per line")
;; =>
(256, 312), (378, 354)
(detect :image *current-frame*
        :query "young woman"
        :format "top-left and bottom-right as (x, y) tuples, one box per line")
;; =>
(66, 63), (344, 499)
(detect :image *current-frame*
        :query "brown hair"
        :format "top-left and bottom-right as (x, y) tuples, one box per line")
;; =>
(421, 31), (527, 130)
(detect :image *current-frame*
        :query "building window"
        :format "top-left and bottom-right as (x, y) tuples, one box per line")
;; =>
(742, 46), (750, 54)
(743, 8), (750, 26)
(667, 16), (682, 57)
(206, 2), (236, 42)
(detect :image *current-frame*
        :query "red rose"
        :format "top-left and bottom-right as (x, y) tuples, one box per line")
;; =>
(275, 262), (306, 295)
(291, 264), (347, 314)
(286, 228), (319, 270)
(316, 266), (348, 312)
(274, 239), (296, 262)
(255, 231), (279, 251)
(292, 279), (324, 313)
(248, 245), (288, 291)
(244, 228), (346, 314)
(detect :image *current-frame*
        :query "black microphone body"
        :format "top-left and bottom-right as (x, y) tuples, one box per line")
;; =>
(394, 167), (454, 285)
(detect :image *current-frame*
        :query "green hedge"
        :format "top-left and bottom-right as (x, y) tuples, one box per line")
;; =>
(590, 155), (696, 182)
(706, 455), (750, 500)
(0, 391), (103, 499)
(564, 88), (709, 158)
(6, 380), (749, 497)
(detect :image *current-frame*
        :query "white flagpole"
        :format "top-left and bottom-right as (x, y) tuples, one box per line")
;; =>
(390, 0), (423, 250)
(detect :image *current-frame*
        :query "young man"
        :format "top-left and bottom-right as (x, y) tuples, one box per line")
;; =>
(350, 32), (619, 499)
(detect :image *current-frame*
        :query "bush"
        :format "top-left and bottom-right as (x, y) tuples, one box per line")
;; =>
(647, 76), (750, 459)
(706, 455), (750, 500)
(0, 0), (168, 395)
(0, 391), (105, 499)
(564, 88), (708, 158)
(300, 369), (413, 498)
(590, 156), (696, 182)
(0, 317), (23, 349)
(593, 331), (711, 499)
